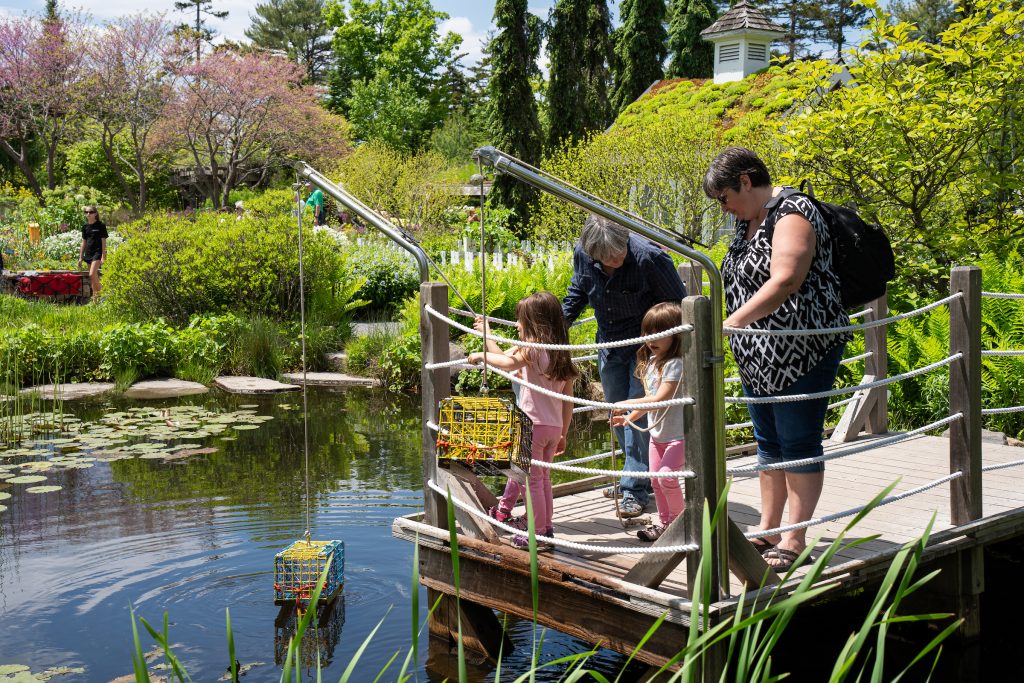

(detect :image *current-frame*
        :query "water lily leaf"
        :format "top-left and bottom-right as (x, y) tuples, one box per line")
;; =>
(220, 437), (237, 441)
(7, 475), (48, 484)
(0, 664), (29, 675)
(0, 492), (9, 501)
(35, 665), (86, 681)
(139, 453), (168, 460)
(64, 462), (95, 469)
(233, 425), (259, 430)
(25, 485), (62, 493)
(239, 404), (259, 408)
(0, 505), (7, 512)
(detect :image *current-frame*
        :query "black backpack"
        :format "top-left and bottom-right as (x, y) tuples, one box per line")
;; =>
(772, 185), (895, 309)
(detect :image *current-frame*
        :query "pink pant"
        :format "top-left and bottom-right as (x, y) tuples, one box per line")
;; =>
(498, 424), (561, 532)
(651, 438), (685, 526)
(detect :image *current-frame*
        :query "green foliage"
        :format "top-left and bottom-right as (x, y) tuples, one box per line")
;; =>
(666, 0), (717, 79)
(610, 0), (668, 114)
(777, 0), (1024, 302)
(347, 240), (420, 312)
(226, 316), (284, 377)
(348, 72), (434, 151)
(104, 210), (365, 326)
(429, 111), (485, 162)
(65, 138), (178, 212)
(245, 0), (333, 83)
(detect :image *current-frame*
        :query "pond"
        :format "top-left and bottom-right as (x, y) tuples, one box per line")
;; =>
(0, 386), (645, 682)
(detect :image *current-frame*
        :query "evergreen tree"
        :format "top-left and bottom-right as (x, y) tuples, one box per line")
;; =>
(611, 0), (667, 115)
(489, 0), (543, 236)
(245, 0), (332, 83)
(815, 0), (869, 56)
(547, 0), (612, 149)
(665, 0), (717, 78)
(889, 0), (956, 44)
(174, 0), (228, 63)
(44, 0), (59, 23)
(761, 0), (821, 60)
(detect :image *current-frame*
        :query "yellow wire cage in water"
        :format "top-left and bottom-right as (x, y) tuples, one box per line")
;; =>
(436, 396), (532, 475)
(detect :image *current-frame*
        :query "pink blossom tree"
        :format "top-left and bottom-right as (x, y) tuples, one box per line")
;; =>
(0, 14), (86, 198)
(156, 50), (350, 208)
(83, 14), (187, 214)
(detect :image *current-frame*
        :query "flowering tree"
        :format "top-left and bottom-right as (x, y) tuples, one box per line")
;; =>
(83, 14), (186, 214)
(156, 51), (350, 208)
(0, 14), (86, 198)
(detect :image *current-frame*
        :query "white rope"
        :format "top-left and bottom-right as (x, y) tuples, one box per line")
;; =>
(532, 459), (696, 479)
(573, 354), (598, 363)
(727, 414), (963, 474)
(725, 354), (961, 405)
(981, 405), (1024, 415)
(982, 291), (1024, 300)
(724, 352), (875, 385)
(981, 350), (1024, 357)
(425, 305), (692, 351)
(451, 308), (596, 328)
(982, 458), (1024, 473)
(744, 471), (963, 540)
(848, 308), (874, 320)
(725, 396), (860, 431)
(723, 294), (962, 337)
(426, 479), (698, 555)
(423, 361), (696, 411)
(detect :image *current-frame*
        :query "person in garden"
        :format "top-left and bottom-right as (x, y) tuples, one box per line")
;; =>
(704, 147), (850, 572)
(78, 205), (107, 299)
(611, 302), (687, 542)
(467, 291), (577, 551)
(562, 215), (687, 518)
(305, 182), (326, 226)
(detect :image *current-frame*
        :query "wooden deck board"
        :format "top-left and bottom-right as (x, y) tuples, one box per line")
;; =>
(463, 435), (1024, 598)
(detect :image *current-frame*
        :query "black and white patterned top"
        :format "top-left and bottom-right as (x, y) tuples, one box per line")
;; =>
(722, 190), (851, 395)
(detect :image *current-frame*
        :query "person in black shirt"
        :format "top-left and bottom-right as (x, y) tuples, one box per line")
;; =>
(78, 205), (108, 298)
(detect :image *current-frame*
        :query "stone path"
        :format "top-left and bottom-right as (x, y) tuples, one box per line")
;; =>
(124, 379), (208, 399)
(214, 376), (300, 394)
(279, 372), (380, 388)
(19, 383), (115, 400)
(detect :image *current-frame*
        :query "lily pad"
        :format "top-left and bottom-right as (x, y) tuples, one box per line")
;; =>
(7, 475), (48, 484)
(233, 425), (260, 430)
(0, 505), (7, 512)
(36, 666), (86, 681)
(0, 664), (29, 675)
(0, 492), (11, 500)
(25, 485), (63, 493)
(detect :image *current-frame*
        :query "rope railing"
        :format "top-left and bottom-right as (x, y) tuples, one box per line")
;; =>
(727, 414), (964, 474)
(982, 458), (1024, 473)
(425, 304), (692, 351)
(848, 308), (874, 320)
(451, 307), (596, 328)
(724, 352), (874, 386)
(424, 360), (696, 411)
(744, 471), (964, 540)
(981, 405), (1024, 415)
(982, 291), (1024, 300)
(725, 396), (860, 431)
(981, 350), (1024, 357)
(532, 459), (696, 479)
(427, 479), (699, 555)
(723, 294), (962, 337)
(725, 354), (961, 405)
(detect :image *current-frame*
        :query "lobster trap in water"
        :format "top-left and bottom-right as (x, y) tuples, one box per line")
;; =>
(274, 539), (344, 605)
(436, 396), (532, 476)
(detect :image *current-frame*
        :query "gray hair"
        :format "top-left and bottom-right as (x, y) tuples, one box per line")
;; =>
(580, 215), (629, 261)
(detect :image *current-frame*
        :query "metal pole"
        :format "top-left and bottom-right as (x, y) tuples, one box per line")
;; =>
(473, 146), (729, 592)
(294, 161), (430, 282)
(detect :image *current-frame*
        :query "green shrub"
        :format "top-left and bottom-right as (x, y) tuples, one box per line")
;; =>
(347, 241), (420, 312)
(99, 322), (177, 377)
(227, 316), (284, 378)
(104, 211), (365, 325)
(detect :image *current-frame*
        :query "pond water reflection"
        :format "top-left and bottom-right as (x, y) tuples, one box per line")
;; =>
(0, 387), (645, 682)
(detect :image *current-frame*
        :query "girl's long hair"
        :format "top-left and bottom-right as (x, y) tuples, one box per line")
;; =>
(516, 291), (578, 382)
(636, 302), (683, 379)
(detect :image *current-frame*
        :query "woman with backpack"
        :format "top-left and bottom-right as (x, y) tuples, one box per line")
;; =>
(704, 147), (851, 574)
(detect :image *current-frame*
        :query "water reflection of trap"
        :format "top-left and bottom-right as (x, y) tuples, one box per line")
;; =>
(274, 540), (344, 605)
(436, 396), (532, 477)
(274, 597), (345, 667)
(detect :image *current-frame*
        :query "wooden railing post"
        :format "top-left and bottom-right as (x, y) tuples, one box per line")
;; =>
(864, 293), (889, 434)
(421, 283), (451, 529)
(679, 262), (704, 299)
(949, 266), (982, 525)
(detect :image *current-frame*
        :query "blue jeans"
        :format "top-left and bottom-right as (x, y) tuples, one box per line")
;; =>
(600, 350), (651, 505)
(743, 344), (845, 475)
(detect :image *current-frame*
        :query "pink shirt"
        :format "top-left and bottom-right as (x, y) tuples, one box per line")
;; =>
(517, 349), (567, 428)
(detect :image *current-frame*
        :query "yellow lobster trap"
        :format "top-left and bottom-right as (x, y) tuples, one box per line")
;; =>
(436, 396), (532, 476)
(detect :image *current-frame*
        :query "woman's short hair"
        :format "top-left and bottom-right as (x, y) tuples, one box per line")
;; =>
(580, 215), (630, 262)
(703, 147), (772, 197)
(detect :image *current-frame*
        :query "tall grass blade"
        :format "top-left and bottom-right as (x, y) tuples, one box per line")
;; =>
(444, 486), (467, 683)
(226, 608), (238, 683)
(339, 608), (392, 683)
(129, 606), (152, 683)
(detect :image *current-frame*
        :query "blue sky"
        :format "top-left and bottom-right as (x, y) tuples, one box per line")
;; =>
(0, 1), (559, 67)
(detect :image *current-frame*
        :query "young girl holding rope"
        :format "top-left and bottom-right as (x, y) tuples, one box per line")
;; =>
(467, 291), (578, 551)
(611, 302), (686, 542)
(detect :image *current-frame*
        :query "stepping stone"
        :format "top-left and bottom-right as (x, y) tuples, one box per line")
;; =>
(279, 372), (380, 387)
(20, 383), (115, 400)
(124, 379), (209, 399)
(214, 376), (301, 394)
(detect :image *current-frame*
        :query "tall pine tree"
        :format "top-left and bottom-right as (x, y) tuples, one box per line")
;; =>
(665, 0), (717, 78)
(547, 0), (612, 150)
(489, 0), (543, 235)
(245, 0), (332, 83)
(611, 0), (667, 115)
(761, 0), (821, 60)
(815, 0), (869, 56)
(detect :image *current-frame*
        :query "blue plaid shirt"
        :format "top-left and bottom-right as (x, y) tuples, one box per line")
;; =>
(562, 235), (687, 361)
